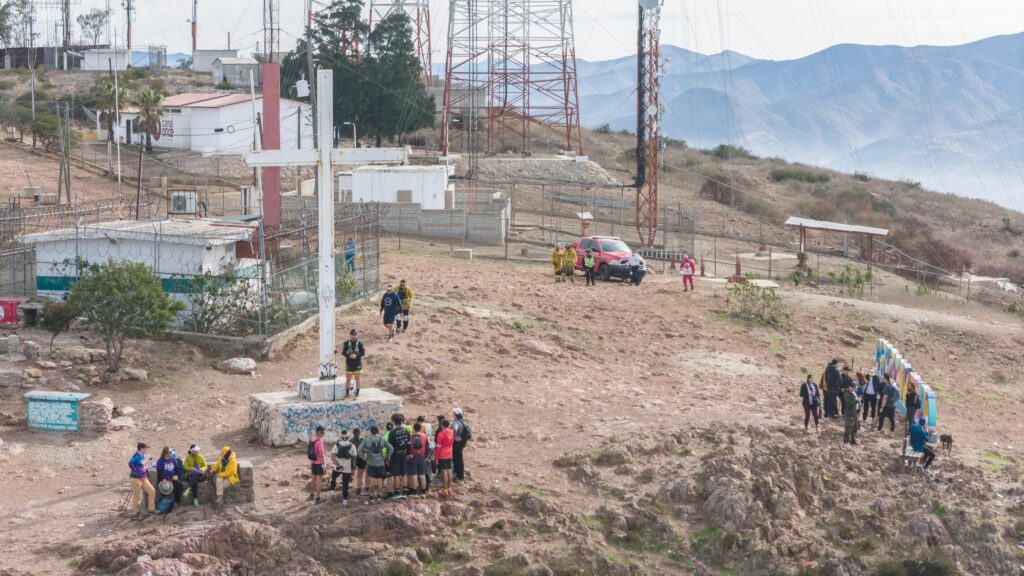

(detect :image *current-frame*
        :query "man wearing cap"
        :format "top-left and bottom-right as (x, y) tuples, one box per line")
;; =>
(862, 368), (880, 423)
(341, 329), (365, 398)
(909, 417), (936, 470)
(128, 442), (156, 516)
(451, 408), (471, 482)
(183, 445), (208, 508)
(380, 285), (404, 342)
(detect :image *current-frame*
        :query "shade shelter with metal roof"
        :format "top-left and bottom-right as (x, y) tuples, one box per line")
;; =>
(785, 216), (889, 265)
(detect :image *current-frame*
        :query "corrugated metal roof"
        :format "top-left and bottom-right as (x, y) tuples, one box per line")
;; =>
(186, 94), (255, 108)
(21, 218), (257, 246)
(784, 216), (888, 236)
(161, 93), (227, 107)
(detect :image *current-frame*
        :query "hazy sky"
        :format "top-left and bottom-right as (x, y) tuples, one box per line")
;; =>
(60, 0), (1023, 61)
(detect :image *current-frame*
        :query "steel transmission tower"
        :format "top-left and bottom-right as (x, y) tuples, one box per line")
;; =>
(263, 0), (280, 62)
(635, 0), (662, 246)
(369, 0), (433, 86)
(441, 0), (584, 162)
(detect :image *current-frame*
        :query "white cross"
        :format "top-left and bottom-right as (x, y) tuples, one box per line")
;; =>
(245, 69), (408, 379)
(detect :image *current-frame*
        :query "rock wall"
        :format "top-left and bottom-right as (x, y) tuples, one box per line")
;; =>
(250, 388), (402, 446)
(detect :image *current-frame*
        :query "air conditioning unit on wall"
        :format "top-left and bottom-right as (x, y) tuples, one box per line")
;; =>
(169, 190), (198, 216)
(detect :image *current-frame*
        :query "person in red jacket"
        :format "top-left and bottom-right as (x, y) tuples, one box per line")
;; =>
(680, 254), (696, 291)
(434, 419), (455, 498)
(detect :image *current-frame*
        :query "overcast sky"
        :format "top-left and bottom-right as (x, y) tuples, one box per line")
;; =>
(61, 0), (1023, 61)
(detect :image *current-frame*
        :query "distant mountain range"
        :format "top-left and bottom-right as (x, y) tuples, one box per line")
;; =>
(576, 34), (1024, 211)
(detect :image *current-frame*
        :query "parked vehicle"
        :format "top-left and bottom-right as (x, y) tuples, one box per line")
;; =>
(570, 236), (633, 281)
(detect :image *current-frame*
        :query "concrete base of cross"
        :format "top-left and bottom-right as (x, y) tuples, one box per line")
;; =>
(249, 388), (402, 446)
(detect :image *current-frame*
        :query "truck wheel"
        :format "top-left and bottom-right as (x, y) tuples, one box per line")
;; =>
(599, 265), (610, 282)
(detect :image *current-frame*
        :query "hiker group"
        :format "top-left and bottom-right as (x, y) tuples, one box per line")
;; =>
(127, 443), (239, 517)
(551, 245), (578, 284)
(305, 408), (472, 507)
(799, 358), (938, 471)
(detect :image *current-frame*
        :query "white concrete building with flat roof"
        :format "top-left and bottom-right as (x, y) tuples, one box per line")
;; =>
(212, 57), (261, 87)
(337, 164), (455, 209)
(81, 48), (129, 71)
(110, 92), (313, 154)
(192, 49), (238, 73)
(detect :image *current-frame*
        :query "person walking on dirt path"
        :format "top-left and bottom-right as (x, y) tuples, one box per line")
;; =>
(380, 285), (404, 342)
(183, 445), (207, 508)
(330, 429), (355, 507)
(842, 387), (861, 445)
(800, 374), (821, 433)
(909, 418), (936, 471)
(308, 426), (327, 505)
(561, 246), (576, 284)
(877, 374), (899, 433)
(435, 419), (455, 498)
(128, 442), (156, 517)
(358, 426), (391, 504)
(583, 249), (597, 286)
(341, 329), (365, 398)
(904, 381), (921, 435)
(451, 408), (471, 482)
(352, 428), (367, 497)
(155, 447), (185, 507)
(395, 279), (414, 334)
(408, 422), (429, 497)
(551, 245), (564, 283)
(344, 238), (357, 274)
(385, 414), (411, 499)
(823, 359), (841, 419)
(862, 368), (880, 423)
(208, 447), (239, 510)
(681, 253), (696, 291)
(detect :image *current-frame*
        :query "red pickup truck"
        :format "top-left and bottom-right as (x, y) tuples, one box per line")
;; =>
(569, 236), (633, 281)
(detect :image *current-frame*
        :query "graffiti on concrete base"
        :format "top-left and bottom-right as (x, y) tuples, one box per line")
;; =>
(282, 402), (380, 435)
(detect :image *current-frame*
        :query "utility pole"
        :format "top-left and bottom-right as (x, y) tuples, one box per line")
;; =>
(106, 0), (112, 46)
(29, 11), (36, 149)
(125, 0), (133, 55)
(191, 0), (198, 62)
(63, 0), (70, 70)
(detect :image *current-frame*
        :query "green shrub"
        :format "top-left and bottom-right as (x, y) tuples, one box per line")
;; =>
(0, 79), (14, 91)
(707, 144), (757, 160)
(873, 557), (958, 576)
(789, 270), (802, 286)
(725, 283), (791, 328)
(770, 167), (830, 183)
(1000, 217), (1022, 236)
(595, 123), (611, 134)
(215, 80), (234, 90)
(1008, 301), (1022, 316)
(386, 561), (419, 576)
(854, 171), (871, 182)
(742, 200), (781, 222)
(810, 184), (829, 198)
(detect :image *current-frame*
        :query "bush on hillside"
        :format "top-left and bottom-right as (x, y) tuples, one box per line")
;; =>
(725, 283), (791, 328)
(706, 144), (757, 161)
(887, 216), (972, 274)
(595, 123), (611, 134)
(770, 167), (830, 183)
(699, 176), (743, 207)
(853, 171), (871, 182)
(742, 200), (781, 222)
(797, 199), (840, 222)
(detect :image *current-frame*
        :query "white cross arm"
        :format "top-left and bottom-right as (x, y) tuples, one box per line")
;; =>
(244, 146), (411, 168)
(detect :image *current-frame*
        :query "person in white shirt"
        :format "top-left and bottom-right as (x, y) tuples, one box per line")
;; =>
(861, 368), (880, 423)
(624, 251), (645, 285)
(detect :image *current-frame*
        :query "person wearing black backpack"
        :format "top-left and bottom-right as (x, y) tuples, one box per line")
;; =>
(451, 408), (472, 482)
(330, 429), (355, 507)
(307, 426), (327, 505)
(385, 414), (411, 499)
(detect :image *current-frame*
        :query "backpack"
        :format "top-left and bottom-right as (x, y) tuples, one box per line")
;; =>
(371, 438), (383, 456)
(157, 497), (174, 514)
(307, 438), (318, 461)
(411, 433), (424, 452)
(336, 441), (352, 460)
(455, 419), (472, 442)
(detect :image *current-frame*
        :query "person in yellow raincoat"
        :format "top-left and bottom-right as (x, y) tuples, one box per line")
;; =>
(551, 245), (564, 282)
(207, 446), (239, 509)
(561, 246), (576, 284)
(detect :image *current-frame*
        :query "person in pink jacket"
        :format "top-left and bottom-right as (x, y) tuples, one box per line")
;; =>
(680, 254), (696, 291)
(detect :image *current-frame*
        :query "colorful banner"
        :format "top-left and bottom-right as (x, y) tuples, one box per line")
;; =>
(875, 338), (938, 437)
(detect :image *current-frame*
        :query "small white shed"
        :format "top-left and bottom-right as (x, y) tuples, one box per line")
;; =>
(338, 165), (455, 209)
(212, 57), (261, 87)
(81, 49), (128, 71)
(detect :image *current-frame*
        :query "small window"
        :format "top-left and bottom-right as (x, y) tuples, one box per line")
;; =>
(168, 109), (182, 114)
(396, 190), (413, 203)
(214, 128), (224, 133)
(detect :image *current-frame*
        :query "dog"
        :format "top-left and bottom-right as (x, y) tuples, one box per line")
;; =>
(939, 434), (954, 455)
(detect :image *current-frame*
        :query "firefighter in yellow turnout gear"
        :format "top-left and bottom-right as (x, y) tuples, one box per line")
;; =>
(561, 247), (576, 284)
(552, 245), (564, 282)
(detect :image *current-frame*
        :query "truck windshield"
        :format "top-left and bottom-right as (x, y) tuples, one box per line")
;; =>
(599, 240), (630, 253)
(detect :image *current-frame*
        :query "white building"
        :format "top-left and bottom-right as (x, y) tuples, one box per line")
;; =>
(212, 57), (261, 87)
(337, 165), (455, 209)
(20, 219), (262, 322)
(192, 49), (238, 73)
(81, 48), (129, 71)
(110, 93), (313, 155)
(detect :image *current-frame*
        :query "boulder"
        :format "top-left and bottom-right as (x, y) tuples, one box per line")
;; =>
(517, 340), (556, 357)
(23, 368), (42, 379)
(22, 341), (41, 360)
(114, 406), (136, 417)
(120, 368), (148, 382)
(111, 417), (136, 430)
(217, 358), (257, 375)
(35, 360), (58, 370)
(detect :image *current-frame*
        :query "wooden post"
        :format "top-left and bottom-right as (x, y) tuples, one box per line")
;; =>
(768, 246), (773, 278)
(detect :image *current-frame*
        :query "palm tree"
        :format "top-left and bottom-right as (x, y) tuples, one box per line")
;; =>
(92, 78), (127, 143)
(133, 88), (165, 153)
(132, 88), (164, 218)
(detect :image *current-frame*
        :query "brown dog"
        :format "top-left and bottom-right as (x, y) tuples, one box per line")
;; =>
(939, 434), (954, 455)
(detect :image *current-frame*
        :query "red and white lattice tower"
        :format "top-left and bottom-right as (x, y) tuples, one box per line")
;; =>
(441, 0), (585, 162)
(369, 0), (433, 86)
(635, 0), (662, 246)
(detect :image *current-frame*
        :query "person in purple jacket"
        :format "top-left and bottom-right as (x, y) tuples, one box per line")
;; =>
(128, 442), (156, 516)
(155, 446), (185, 507)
